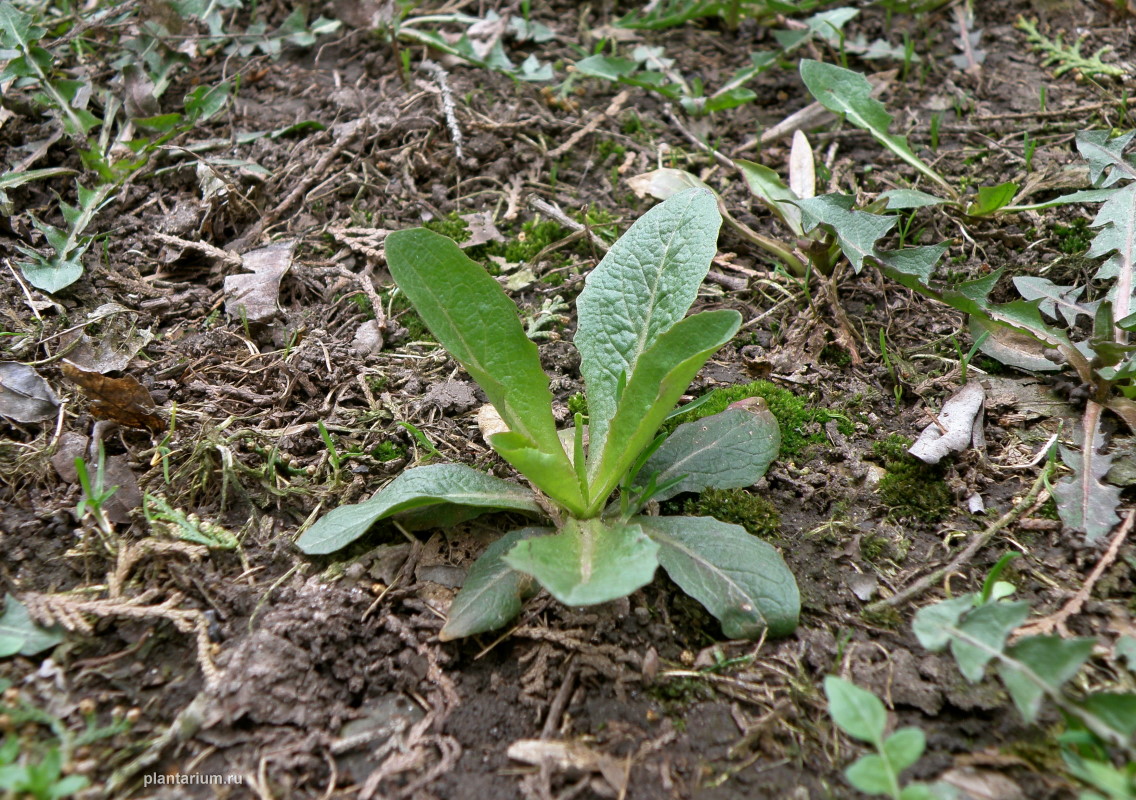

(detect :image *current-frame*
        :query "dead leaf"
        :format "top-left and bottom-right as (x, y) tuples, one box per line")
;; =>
(909, 382), (985, 465)
(0, 361), (59, 423)
(61, 362), (166, 432)
(460, 211), (505, 249)
(507, 739), (627, 795)
(62, 302), (155, 373)
(224, 240), (295, 322)
(351, 319), (384, 357)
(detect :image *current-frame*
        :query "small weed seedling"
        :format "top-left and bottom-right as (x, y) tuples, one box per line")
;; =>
(825, 676), (953, 799)
(299, 190), (799, 641)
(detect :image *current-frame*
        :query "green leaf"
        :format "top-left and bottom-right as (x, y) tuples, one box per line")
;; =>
(642, 405), (780, 502)
(385, 229), (582, 510)
(876, 244), (949, 286)
(798, 60), (952, 194)
(573, 54), (640, 80)
(912, 594), (975, 651)
(845, 755), (895, 795)
(997, 635), (1094, 722)
(184, 81), (231, 122)
(796, 193), (896, 272)
(1005, 187), (1117, 213)
(882, 728), (926, 772)
(951, 601), (1031, 682)
(587, 309), (742, 506)
(643, 516), (799, 638)
(1076, 693), (1136, 738)
(503, 518), (659, 606)
(1076, 130), (1136, 188)
(18, 250), (84, 294)
(1054, 416), (1122, 543)
(966, 182), (1019, 216)
(0, 594), (65, 657)
(575, 188), (721, 457)
(0, 167), (74, 190)
(296, 464), (541, 555)
(824, 676), (887, 744)
(0, 2), (43, 51)
(736, 159), (805, 235)
(438, 527), (548, 641)
(878, 188), (948, 209)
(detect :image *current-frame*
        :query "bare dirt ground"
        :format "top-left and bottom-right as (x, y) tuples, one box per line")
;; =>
(1, 1), (1135, 798)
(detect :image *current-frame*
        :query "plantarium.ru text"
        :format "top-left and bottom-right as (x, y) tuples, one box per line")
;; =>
(297, 190), (799, 641)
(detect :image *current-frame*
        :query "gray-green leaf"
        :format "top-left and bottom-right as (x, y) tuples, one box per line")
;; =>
(0, 594), (65, 657)
(642, 403), (780, 502)
(296, 464), (541, 555)
(951, 601), (1031, 682)
(796, 193), (896, 272)
(575, 188), (721, 453)
(997, 635), (1094, 722)
(439, 527), (548, 641)
(503, 518), (659, 606)
(640, 515), (799, 638)
(1054, 413), (1123, 543)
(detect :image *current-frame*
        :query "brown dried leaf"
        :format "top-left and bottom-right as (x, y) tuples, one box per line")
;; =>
(224, 240), (295, 322)
(61, 362), (166, 432)
(0, 361), (59, 423)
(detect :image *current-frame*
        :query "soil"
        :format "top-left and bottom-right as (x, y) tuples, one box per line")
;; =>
(1, 1), (1134, 798)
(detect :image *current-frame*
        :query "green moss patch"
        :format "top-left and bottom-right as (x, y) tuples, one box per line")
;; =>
(677, 488), (780, 538)
(871, 435), (952, 522)
(664, 380), (850, 459)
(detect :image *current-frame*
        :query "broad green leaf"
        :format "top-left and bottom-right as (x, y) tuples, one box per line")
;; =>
(1076, 130), (1136, 188)
(642, 404), (780, 502)
(1054, 412), (1122, 543)
(876, 244), (949, 286)
(0, 594), (65, 657)
(503, 518), (659, 606)
(488, 432), (591, 514)
(573, 54), (639, 80)
(968, 316), (1063, 372)
(799, 60), (952, 195)
(796, 193), (896, 272)
(966, 182), (1019, 216)
(879, 188), (947, 209)
(587, 309), (741, 504)
(385, 229), (581, 509)
(1077, 693), (1136, 738)
(736, 159), (804, 235)
(641, 515), (799, 638)
(0, 2), (43, 51)
(17, 250), (84, 294)
(296, 464), (541, 555)
(951, 601), (1031, 682)
(439, 527), (548, 641)
(882, 728), (925, 772)
(845, 755), (895, 795)
(912, 594), (975, 651)
(824, 676), (887, 744)
(898, 784), (939, 800)
(997, 635), (1094, 722)
(575, 188), (721, 455)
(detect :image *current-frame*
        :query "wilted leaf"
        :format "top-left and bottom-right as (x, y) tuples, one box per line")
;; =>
(460, 211), (505, 249)
(60, 361), (165, 431)
(62, 302), (155, 373)
(0, 361), (59, 423)
(908, 382), (985, 464)
(224, 239), (295, 322)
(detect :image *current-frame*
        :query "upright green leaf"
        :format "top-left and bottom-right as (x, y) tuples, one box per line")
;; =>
(587, 309), (742, 506)
(1088, 183), (1136, 324)
(296, 464), (541, 555)
(966, 182), (1019, 216)
(736, 160), (805, 235)
(799, 60), (953, 195)
(641, 515), (799, 638)
(997, 636), (1094, 722)
(504, 518), (659, 606)
(824, 676), (887, 743)
(385, 229), (582, 509)
(796, 193), (896, 272)
(575, 189), (721, 453)
(641, 404), (780, 502)
(439, 527), (548, 641)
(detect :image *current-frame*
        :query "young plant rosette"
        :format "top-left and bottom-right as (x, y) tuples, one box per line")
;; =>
(297, 189), (800, 641)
